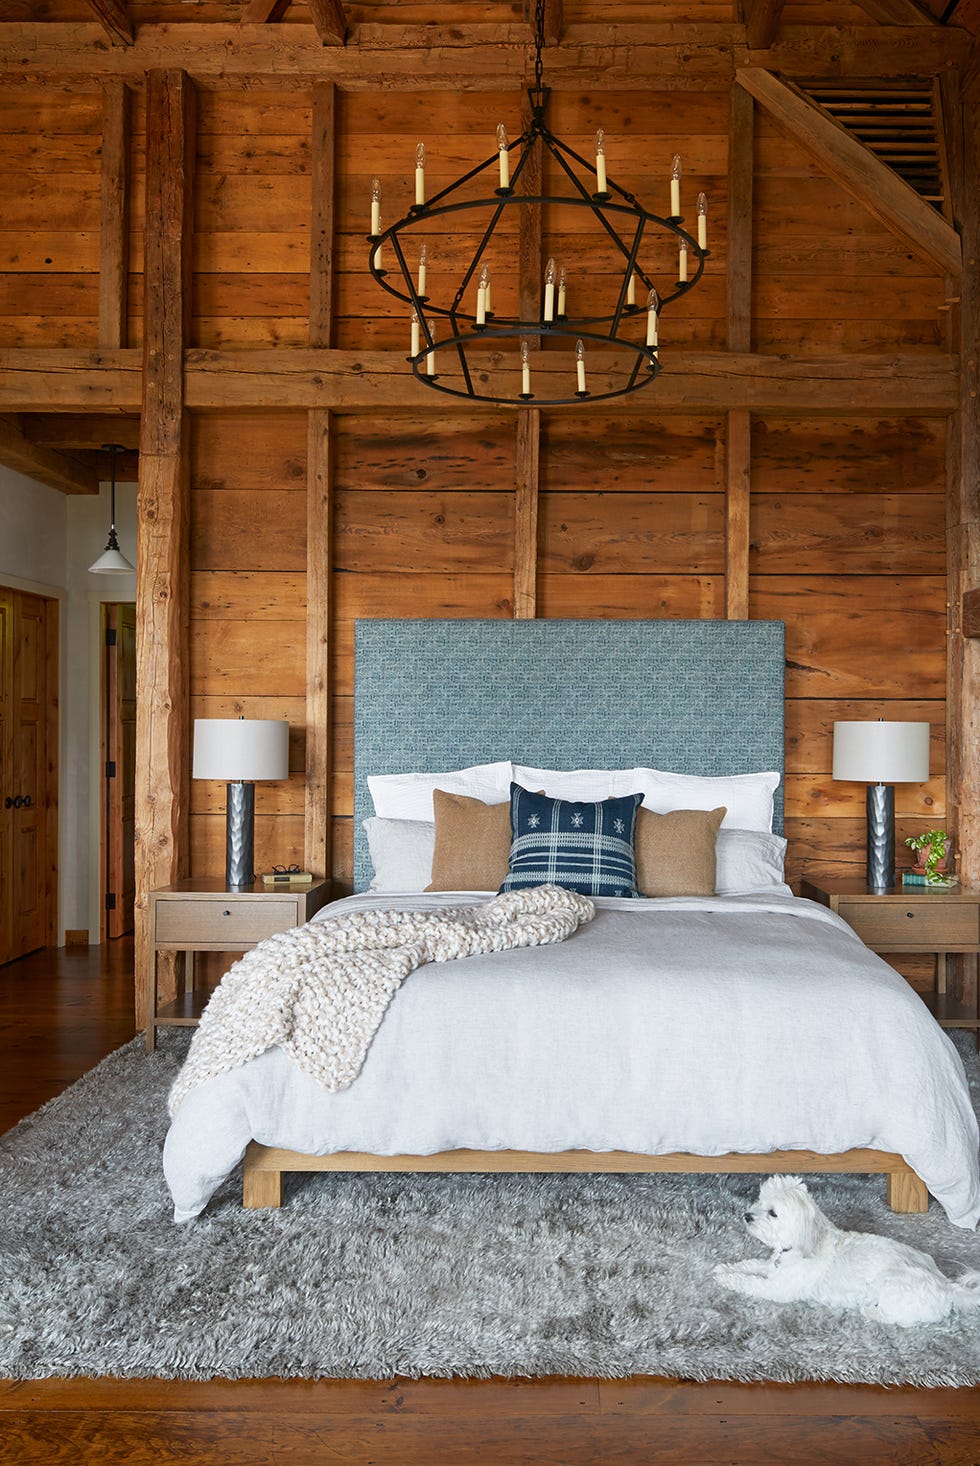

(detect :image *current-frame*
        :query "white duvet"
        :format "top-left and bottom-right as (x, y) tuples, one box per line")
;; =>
(163, 891), (980, 1228)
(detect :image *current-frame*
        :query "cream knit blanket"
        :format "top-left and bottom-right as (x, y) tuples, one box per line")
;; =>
(168, 884), (594, 1116)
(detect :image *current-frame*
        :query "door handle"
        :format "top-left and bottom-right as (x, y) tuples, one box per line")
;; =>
(12, 795), (23, 809)
(22, 794), (31, 808)
(3, 797), (10, 809)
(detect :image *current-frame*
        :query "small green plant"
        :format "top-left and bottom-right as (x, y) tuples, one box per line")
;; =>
(905, 829), (950, 884)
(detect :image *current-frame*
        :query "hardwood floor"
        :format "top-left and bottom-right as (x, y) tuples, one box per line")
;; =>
(1, 941), (979, 1465)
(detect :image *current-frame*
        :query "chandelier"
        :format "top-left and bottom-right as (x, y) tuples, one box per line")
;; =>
(367, 2), (709, 407)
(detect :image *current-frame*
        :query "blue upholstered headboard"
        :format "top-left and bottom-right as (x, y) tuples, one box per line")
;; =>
(352, 619), (786, 891)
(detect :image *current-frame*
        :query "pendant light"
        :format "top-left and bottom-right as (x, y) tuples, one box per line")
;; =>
(89, 442), (135, 575)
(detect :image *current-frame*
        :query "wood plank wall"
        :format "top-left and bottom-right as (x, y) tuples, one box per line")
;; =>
(0, 74), (954, 960)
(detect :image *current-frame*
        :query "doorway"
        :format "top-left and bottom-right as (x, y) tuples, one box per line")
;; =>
(100, 602), (136, 939)
(0, 585), (58, 966)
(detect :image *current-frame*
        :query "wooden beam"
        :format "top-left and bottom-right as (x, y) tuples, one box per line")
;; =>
(306, 410), (332, 884)
(20, 415), (140, 452)
(727, 83), (754, 355)
(0, 415), (99, 495)
(849, 0), (939, 23)
(181, 348), (959, 415)
(737, 67), (962, 278)
(99, 80), (131, 350)
(308, 0), (346, 46)
(0, 23), (968, 86)
(523, 0), (563, 45)
(725, 410), (751, 620)
(514, 409), (540, 619)
(0, 351), (141, 412)
(241, 0), (291, 20)
(310, 81), (336, 349)
(743, 0), (785, 50)
(962, 588), (980, 639)
(85, 0), (133, 46)
(135, 69), (196, 1032)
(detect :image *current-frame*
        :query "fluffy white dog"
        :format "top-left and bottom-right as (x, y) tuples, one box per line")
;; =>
(713, 1175), (980, 1327)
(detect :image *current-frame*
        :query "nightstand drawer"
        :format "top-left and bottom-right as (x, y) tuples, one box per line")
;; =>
(838, 900), (980, 949)
(155, 898), (298, 945)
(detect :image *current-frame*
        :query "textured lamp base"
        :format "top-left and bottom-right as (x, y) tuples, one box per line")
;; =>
(226, 780), (255, 889)
(866, 782), (895, 893)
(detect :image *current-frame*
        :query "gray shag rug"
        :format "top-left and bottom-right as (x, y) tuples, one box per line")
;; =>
(2, 1029), (980, 1385)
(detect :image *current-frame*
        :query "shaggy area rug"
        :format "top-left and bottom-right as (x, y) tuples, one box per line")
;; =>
(2, 1029), (980, 1385)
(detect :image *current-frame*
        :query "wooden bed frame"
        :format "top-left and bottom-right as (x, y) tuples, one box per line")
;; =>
(239, 620), (931, 1218)
(242, 1143), (929, 1213)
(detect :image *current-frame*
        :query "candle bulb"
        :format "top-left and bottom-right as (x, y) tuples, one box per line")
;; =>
(521, 338), (531, 396)
(411, 308), (420, 358)
(417, 242), (428, 298)
(477, 263), (489, 326)
(425, 323), (436, 375)
(595, 128), (607, 193)
(370, 178), (381, 236)
(575, 338), (587, 393)
(697, 192), (708, 250)
(646, 288), (660, 348)
(557, 264), (567, 318)
(678, 237), (688, 283)
(627, 272), (636, 307)
(670, 153), (682, 217)
(544, 256), (556, 322)
(497, 123), (510, 190)
(373, 220), (383, 272)
(415, 141), (426, 207)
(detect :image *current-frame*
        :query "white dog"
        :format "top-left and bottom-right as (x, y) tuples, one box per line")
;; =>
(713, 1175), (980, 1327)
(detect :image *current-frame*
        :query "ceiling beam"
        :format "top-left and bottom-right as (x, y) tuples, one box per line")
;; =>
(849, 0), (940, 23)
(743, 0), (786, 50)
(308, 0), (347, 45)
(19, 414), (141, 451)
(240, 0), (292, 20)
(0, 23), (968, 86)
(0, 414), (100, 495)
(523, 0), (563, 45)
(85, 0), (134, 46)
(737, 67), (962, 277)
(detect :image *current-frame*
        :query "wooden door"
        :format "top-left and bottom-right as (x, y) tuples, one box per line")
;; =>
(0, 587), (56, 966)
(104, 602), (136, 938)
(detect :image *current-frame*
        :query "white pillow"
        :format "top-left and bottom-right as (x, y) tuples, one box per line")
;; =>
(633, 768), (780, 833)
(363, 817), (435, 892)
(513, 765), (638, 801)
(367, 761), (513, 822)
(715, 828), (788, 894)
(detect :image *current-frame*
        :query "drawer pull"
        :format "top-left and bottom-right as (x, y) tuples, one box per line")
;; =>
(223, 909), (231, 917)
(907, 911), (915, 919)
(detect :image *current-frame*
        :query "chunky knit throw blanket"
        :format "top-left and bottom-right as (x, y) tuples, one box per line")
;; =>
(168, 884), (594, 1117)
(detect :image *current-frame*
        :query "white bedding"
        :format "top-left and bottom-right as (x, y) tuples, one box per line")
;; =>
(163, 891), (980, 1228)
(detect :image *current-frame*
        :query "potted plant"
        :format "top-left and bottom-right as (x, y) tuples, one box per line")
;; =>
(904, 829), (950, 884)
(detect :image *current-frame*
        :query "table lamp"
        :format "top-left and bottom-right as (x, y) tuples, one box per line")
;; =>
(832, 721), (930, 893)
(192, 718), (290, 889)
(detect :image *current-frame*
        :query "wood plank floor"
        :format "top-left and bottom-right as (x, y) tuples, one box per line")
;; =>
(1, 940), (979, 1465)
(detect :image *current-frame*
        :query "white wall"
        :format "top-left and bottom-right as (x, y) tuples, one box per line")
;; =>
(0, 463), (137, 942)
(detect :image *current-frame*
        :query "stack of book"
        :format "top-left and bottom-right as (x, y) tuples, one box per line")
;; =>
(901, 870), (958, 890)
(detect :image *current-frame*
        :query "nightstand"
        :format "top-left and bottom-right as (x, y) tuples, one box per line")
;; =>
(800, 877), (980, 1044)
(146, 878), (331, 1053)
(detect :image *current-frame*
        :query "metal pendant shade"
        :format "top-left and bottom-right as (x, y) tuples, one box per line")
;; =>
(89, 443), (135, 575)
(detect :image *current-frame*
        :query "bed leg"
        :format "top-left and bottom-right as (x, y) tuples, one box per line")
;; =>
(243, 1167), (282, 1209)
(887, 1167), (928, 1214)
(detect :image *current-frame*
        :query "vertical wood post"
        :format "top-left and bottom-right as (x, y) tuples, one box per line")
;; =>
(306, 82), (336, 882)
(135, 69), (196, 1029)
(515, 94), (542, 619)
(725, 83), (755, 621)
(99, 79), (130, 349)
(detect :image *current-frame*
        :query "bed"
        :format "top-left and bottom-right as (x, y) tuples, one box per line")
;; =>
(162, 620), (980, 1229)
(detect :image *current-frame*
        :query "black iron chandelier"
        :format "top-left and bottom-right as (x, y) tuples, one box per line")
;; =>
(367, 1), (709, 407)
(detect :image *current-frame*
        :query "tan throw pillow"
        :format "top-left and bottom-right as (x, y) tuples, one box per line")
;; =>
(635, 805), (727, 898)
(426, 789), (513, 892)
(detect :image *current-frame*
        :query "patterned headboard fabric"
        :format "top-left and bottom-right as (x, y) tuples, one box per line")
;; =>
(352, 619), (786, 891)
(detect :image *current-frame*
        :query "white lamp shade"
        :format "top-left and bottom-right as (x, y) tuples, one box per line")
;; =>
(192, 719), (289, 782)
(832, 721), (930, 784)
(89, 545), (135, 574)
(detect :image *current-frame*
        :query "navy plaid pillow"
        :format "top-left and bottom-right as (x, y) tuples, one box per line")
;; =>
(499, 785), (642, 899)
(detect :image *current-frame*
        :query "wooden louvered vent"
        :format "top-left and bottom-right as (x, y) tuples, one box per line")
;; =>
(800, 80), (949, 216)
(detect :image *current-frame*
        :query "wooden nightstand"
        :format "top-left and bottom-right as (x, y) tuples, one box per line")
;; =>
(146, 878), (332, 1053)
(801, 877), (980, 1043)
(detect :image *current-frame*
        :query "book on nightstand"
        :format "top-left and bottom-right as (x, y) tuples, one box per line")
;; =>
(261, 870), (314, 887)
(900, 871), (959, 890)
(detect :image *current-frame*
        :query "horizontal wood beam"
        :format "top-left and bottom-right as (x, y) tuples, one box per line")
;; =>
(182, 347), (958, 414)
(737, 67), (962, 277)
(0, 23), (968, 86)
(19, 413), (141, 450)
(0, 347), (958, 415)
(0, 414), (99, 494)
